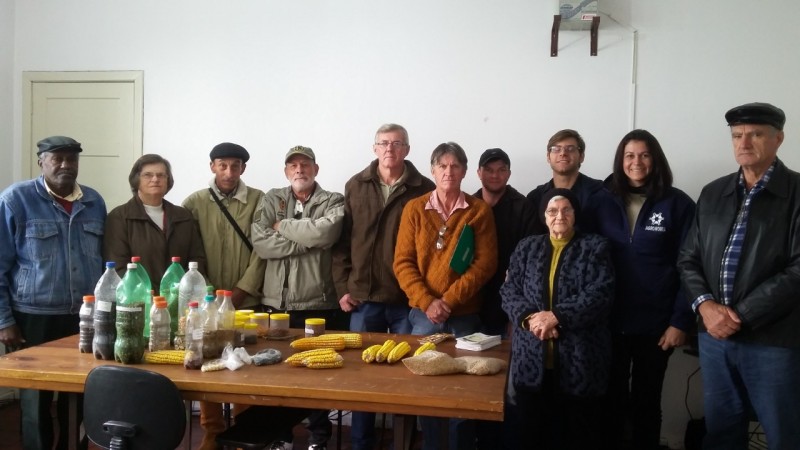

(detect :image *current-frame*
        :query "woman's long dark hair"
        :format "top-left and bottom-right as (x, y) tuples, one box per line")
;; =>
(610, 129), (673, 200)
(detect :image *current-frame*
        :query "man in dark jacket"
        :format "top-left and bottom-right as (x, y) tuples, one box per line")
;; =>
(678, 102), (800, 450)
(332, 123), (434, 450)
(527, 129), (603, 233)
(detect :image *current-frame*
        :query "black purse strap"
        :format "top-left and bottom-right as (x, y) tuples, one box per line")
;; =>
(208, 188), (253, 252)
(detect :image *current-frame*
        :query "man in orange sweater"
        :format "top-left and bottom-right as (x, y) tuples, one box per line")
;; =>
(394, 141), (497, 450)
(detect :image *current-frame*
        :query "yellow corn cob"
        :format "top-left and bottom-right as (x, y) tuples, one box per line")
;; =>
(285, 348), (338, 366)
(302, 353), (344, 368)
(361, 344), (382, 363)
(144, 350), (186, 364)
(324, 333), (363, 348)
(375, 339), (396, 363)
(414, 342), (436, 356)
(290, 335), (346, 351)
(387, 341), (411, 364)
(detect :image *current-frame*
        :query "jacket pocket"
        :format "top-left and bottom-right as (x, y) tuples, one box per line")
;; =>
(24, 222), (59, 259)
(79, 220), (104, 257)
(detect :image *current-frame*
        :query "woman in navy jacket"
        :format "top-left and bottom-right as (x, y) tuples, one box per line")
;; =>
(591, 130), (695, 450)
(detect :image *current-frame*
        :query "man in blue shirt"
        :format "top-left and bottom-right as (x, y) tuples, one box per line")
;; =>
(0, 136), (106, 450)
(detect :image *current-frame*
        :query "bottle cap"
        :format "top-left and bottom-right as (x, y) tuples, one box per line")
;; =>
(131, 256), (141, 262)
(188, 301), (199, 308)
(171, 256), (181, 262)
(216, 289), (225, 296)
(188, 261), (198, 269)
(105, 261), (116, 268)
(83, 295), (95, 303)
(305, 318), (325, 325)
(224, 290), (233, 296)
(127, 263), (138, 270)
(204, 295), (215, 303)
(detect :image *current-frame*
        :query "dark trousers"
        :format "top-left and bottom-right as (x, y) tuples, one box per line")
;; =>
(504, 370), (604, 450)
(605, 334), (672, 450)
(12, 311), (83, 450)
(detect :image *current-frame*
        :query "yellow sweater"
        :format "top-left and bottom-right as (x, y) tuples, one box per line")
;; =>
(394, 192), (498, 315)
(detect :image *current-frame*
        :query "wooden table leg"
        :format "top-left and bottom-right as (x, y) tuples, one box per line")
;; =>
(393, 414), (416, 450)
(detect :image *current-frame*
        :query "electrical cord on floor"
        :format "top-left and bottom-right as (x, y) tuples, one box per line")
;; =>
(684, 366), (701, 420)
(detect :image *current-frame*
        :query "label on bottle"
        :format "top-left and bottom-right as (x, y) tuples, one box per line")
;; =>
(117, 305), (142, 313)
(96, 300), (112, 312)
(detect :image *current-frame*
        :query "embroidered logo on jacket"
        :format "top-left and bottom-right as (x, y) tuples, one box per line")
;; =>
(645, 212), (666, 232)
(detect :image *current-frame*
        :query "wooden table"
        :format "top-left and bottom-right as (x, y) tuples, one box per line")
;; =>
(0, 331), (509, 449)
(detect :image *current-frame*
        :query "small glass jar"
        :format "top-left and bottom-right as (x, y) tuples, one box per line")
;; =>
(234, 319), (246, 347)
(304, 318), (326, 337)
(268, 313), (290, 338)
(243, 322), (258, 345)
(250, 313), (270, 337)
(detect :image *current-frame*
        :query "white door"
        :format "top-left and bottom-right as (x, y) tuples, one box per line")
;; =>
(23, 71), (143, 209)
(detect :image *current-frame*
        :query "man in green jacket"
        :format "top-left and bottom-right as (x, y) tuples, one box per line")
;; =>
(182, 142), (266, 450)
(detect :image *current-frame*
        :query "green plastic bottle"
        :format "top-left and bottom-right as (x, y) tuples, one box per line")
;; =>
(130, 256), (153, 338)
(160, 256), (186, 341)
(114, 263), (147, 364)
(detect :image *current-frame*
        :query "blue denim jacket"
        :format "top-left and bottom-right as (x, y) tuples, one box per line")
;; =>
(0, 176), (106, 328)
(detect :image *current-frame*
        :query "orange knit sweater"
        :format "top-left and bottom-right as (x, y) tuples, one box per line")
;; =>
(393, 192), (498, 315)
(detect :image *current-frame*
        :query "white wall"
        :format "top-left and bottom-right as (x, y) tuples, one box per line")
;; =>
(0, 0), (13, 189)
(7, 1), (800, 447)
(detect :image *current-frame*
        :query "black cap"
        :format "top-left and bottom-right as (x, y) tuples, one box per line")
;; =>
(725, 102), (786, 131)
(539, 188), (580, 225)
(36, 136), (82, 155)
(479, 148), (510, 167)
(210, 142), (250, 163)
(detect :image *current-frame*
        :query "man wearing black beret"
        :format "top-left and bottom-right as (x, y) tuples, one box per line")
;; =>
(0, 135), (106, 449)
(679, 102), (800, 449)
(182, 142), (266, 450)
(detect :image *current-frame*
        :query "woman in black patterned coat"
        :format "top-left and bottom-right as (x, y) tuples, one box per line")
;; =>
(500, 188), (614, 450)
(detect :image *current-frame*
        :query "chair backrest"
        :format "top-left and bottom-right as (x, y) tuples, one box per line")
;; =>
(83, 365), (186, 450)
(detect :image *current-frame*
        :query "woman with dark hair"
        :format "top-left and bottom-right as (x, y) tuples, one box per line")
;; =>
(104, 154), (206, 286)
(592, 130), (695, 450)
(501, 188), (614, 450)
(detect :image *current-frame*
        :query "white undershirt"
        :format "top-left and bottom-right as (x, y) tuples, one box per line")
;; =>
(143, 203), (165, 230)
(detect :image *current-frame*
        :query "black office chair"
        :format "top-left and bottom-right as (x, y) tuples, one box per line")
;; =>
(83, 365), (186, 450)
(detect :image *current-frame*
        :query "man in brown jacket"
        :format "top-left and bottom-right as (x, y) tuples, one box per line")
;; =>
(332, 123), (434, 450)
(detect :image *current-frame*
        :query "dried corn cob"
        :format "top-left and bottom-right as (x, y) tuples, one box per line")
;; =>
(290, 335), (346, 351)
(201, 359), (227, 372)
(284, 348), (338, 366)
(303, 352), (344, 369)
(387, 341), (411, 364)
(375, 339), (396, 363)
(414, 342), (436, 356)
(362, 344), (382, 363)
(323, 333), (363, 348)
(144, 350), (185, 364)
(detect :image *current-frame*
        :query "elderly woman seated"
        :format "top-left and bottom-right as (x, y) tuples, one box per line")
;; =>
(501, 188), (614, 450)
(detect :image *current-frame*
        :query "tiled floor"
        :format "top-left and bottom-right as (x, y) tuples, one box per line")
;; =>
(0, 399), (420, 450)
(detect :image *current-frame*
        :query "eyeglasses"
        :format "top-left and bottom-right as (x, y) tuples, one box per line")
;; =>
(545, 207), (574, 217)
(141, 172), (168, 180)
(375, 141), (407, 149)
(435, 226), (447, 250)
(548, 145), (579, 154)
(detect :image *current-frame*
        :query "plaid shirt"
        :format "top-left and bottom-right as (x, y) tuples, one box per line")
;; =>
(691, 161), (776, 311)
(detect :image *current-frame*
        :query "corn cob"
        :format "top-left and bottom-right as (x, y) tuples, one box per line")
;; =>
(362, 344), (382, 363)
(303, 353), (344, 369)
(323, 333), (363, 348)
(414, 342), (436, 356)
(201, 359), (227, 372)
(387, 341), (411, 363)
(144, 350), (186, 364)
(285, 348), (338, 366)
(290, 335), (346, 351)
(374, 339), (396, 363)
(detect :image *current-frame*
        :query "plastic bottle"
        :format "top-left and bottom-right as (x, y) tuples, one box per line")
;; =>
(178, 261), (206, 331)
(79, 295), (95, 353)
(114, 263), (147, 364)
(93, 262), (121, 360)
(218, 290), (236, 349)
(202, 294), (219, 358)
(159, 256), (185, 342)
(184, 301), (203, 369)
(214, 289), (225, 308)
(148, 296), (171, 352)
(130, 256), (153, 338)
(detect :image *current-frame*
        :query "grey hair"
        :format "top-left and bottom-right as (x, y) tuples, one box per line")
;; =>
(430, 142), (468, 170)
(374, 123), (409, 145)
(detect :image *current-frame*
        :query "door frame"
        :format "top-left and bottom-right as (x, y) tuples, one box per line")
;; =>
(21, 71), (144, 178)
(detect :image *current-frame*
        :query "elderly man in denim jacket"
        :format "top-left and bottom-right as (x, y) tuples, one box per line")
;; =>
(0, 136), (106, 450)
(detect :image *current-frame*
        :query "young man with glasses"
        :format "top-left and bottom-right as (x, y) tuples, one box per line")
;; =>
(332, 123), (434, 450)
(526, 129), (603, 233)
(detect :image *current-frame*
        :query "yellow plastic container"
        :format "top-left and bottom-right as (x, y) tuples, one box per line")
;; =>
(268, 313), (290, 338)
(304, 318), (326, 337)
(250, 312), (270, 336)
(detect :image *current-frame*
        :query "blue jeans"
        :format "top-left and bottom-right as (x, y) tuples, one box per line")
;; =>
(348, 302), (411, 450)
(699, 332), (800, 450)
(409, 308), (482, 450)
